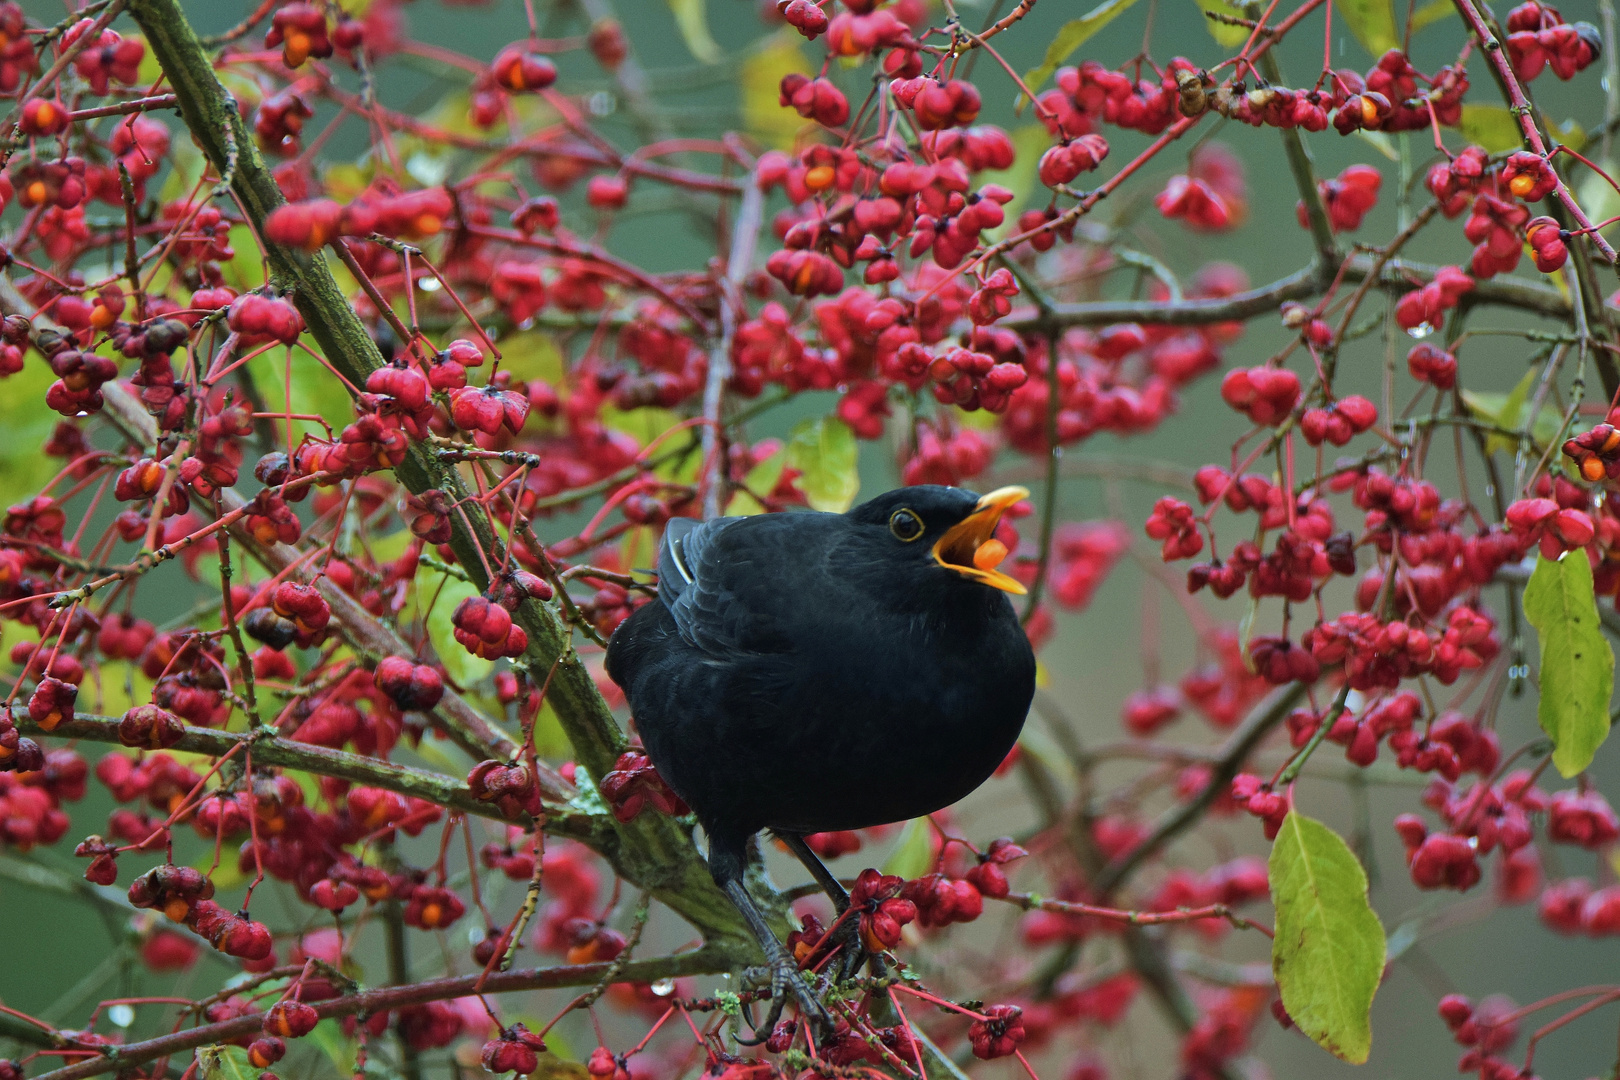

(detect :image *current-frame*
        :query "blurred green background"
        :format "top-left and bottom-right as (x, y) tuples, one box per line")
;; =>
(2, 0), (1617, 1077)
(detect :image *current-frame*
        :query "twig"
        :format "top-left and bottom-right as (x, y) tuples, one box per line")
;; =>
(1091, 681), (1306, 895)
(28, 950), (734, 1080)
(701, 172), (764, 519)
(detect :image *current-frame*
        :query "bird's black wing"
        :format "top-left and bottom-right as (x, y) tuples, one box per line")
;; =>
(655, 513), (836, 657)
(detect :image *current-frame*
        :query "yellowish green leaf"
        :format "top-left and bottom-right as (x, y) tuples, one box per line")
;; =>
(1353, 129), (1400, 161)
(883, 817), (937, 879)
(1578, 162), (1620, 242)
(532, 700), (574, 760)
(786, 415), (860, 512)
(742, 33), (813, 150)
(668, 0), (722, 63)
(85, 661), (155, 719)
(157, 142), (210, 211)
(368, 529), (414, 564)
(499, 331), (567, 387)
(420, 565), (492, 687)
(1021, 0), (1143, 99)
(729, 452), (783, 515)
(601, 403), (681, 452)
(0, 355), (70, 503)
(197, 1045), (256, 1080)
(1461, 365), (1558, 454)
(981, 125), (1053, 243)
(1459, 104), (1525, 154)
(533, 1053), (592, 1080)
(1238, 593), (1262, 674)
(201, 853), (247, 892)
(309, 1019), (358, 1073)
(1193, 0), (1252, 47)
(1549, 115), (1587, 153)
(1270, 811), (1386, 1064)
(220, 224), (271, 293)
(320, 162), (374, 203)
(1524, 551), (1614, 777)
(743, 446), (787, 495)
(245, 331), (354, 436)
(1410, 0), (1455, 32)
(1336, 0), (1400, 57)
(132, 35), (163, 87)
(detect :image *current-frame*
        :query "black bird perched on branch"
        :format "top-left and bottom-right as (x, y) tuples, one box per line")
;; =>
(605, 485), (1037, 1037)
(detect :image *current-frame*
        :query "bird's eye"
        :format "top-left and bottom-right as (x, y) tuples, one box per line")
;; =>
(889, 509), (924, 542)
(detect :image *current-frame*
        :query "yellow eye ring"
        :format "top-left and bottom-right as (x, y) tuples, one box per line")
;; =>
(889, 509), (924, 542)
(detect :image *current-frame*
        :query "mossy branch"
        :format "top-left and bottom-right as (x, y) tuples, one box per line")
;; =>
(118, 0), (758, 952)
(29, 949), (735, 1080)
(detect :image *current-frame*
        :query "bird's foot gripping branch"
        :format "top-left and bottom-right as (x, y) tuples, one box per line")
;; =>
(0, 0), (1618, 1078)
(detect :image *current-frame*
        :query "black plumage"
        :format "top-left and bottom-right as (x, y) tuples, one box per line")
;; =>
(605, 484), (1037, 1032)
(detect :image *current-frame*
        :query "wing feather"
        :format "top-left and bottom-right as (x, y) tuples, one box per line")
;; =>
(655, 514), (835, 656)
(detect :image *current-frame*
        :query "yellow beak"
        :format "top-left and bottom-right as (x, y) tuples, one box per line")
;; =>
(932, 486), (1029, 595)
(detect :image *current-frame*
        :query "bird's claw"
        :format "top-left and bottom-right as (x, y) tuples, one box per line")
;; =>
(736, 952), (836, 1047)
(823, 916), (872, 983)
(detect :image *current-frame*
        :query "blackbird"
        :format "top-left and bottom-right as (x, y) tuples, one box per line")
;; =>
(606, 485), (1036, 1036)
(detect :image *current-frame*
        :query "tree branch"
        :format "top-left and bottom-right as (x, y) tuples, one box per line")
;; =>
(29, 950), (734, 1080)
(14, 712), (613, 835)
(1090, 681), (1306, 896)
(124, 0), (755, 949)
(1004, 252), (1572, 331)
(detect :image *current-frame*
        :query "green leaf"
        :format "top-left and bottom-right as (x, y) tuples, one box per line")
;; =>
(786, 415), (860, 512)
(1336, 0), (1399, 57)
(1578, 160), (1620, 242)
(729, 447), (788, 516)
(1238, 593), (1262, 673)
(1353, 129), (1400, 161)
(1462, 364), (1540, 455)
(532, 1053), (593, 1080)
(1270, 810), (1386, 1064)
(1549, 115), (1587, 153)
(0, 355), (70, 502)
(1523, 551), (1614, 777)
(1021, 0), (1142, 99)
(420, 565), (493, 687)
(1410, 0), (1455, 32)
(196, 1045), (256, 1080)
(309, 1019), (357, 1073)
(668, 0), (722, 64)
(368, 529), (414, 564)
(601, 403), (682, 452)
(1192, 0), (1251, 47)
(742, 32), (813, 150)
(499, 330), (567, 387)
(1459, 104), (1525, 154)
(980, 125), (1053, 243)
(532, 701), (575, 759)
(883, 817), (937, 879)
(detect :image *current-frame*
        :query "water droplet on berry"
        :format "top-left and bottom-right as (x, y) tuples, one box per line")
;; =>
(1406, 323), (1433, 339)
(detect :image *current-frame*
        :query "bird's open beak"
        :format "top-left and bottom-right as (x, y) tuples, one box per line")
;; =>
(933, 486), (1029, 595)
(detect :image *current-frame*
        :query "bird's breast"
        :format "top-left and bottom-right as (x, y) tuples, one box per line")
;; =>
(735, 607), (1035, 832)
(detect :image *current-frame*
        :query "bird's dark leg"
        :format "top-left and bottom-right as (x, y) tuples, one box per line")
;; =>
(708, 834), (835, 1044)
(776, 832), (874, 983)
(777, 832), (850, 910)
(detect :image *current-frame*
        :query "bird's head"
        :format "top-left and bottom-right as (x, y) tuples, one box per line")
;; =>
(847, 485), (1030, 595)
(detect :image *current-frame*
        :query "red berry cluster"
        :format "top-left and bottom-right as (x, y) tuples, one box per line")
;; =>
(1505, 2), (1600, 82)
(598, 750), (690, 823)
